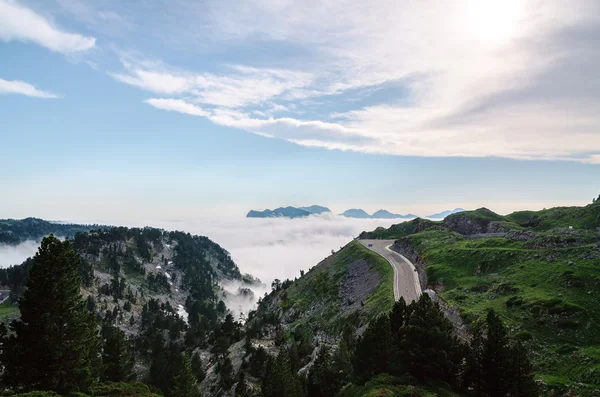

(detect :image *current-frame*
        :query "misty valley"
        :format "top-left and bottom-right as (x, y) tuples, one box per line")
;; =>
(0, 198), (599, 396)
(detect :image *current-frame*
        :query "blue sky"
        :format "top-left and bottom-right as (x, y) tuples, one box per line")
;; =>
(1, 0), (599, 221)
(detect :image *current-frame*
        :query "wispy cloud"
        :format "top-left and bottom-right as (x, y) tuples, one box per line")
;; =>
(102, 0), (600, 163)
(0, 78), (59, 98)
(0, 0), (95, 54)
(144, 98), (209, 117)
(111, 57), (313, 108)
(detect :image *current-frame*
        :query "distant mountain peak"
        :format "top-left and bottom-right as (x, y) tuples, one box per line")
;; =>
(298, 205), (331, 214)
(340, 208), (371, 218)
(426, 208), (466, 219)
(247, 205), (330, 218)
(371, 209), (417, 219)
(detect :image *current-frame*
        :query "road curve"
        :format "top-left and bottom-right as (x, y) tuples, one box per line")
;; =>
(359, 239), (422, 303)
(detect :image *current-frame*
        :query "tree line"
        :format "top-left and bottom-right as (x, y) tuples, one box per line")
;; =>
(242, 294), (537, 397)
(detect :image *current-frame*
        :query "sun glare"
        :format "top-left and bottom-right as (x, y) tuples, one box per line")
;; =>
(461, 0), (525, 45)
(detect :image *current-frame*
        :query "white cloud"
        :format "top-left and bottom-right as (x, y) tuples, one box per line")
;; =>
(105, 0), (600, 163)
(0, 0), (96, 53)
(144, 98), (209, 116)
(0, 78), (59, 98)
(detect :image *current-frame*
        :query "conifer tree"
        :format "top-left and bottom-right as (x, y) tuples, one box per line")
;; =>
(235, 372), (250, 397)
(307, 348), (343, 397)
(217, 354), (235, 390)
(101, 325), (134, 382)
(463, 321), (485, 395)
(482, 310), (509, 397)
(262, 351), (304, 397)
(172, 353), (200, 397)
(402, 294), (461, 384)
(506, 340), (537, 397)
(353, 314), (393, 383)
(2, 235), (100, 394)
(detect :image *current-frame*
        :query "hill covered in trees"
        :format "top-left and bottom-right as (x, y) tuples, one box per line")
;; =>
(0, 217), (101, 244)
(0, 221), (259, 397)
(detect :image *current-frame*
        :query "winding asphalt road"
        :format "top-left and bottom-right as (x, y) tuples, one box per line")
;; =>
(359, 239), (422, 303)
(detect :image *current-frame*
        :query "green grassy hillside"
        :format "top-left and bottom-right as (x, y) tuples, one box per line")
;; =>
(361, 202), (600, 240)
(393, 229), (600, 394)
(252, 241), (395, 337)
(359, 218), (445, 239)
(506, 202), (600, 230)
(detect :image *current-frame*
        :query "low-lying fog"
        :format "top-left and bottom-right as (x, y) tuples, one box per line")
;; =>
(0, 240), (40, 268)
(0, 214), (403, 317)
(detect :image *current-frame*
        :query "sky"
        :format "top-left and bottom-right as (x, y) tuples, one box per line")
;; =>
(1, 0), (600, 220)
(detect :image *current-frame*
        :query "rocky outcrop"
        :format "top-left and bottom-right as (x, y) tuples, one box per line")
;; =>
(435, 294), (471, 343)
(340, 259), (382, 314)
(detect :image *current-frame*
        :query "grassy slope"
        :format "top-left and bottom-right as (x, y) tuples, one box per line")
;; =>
(278, 241), (395, 334)
(359, 218), (446, 239)
(506, 203), (600, 231)
(404, 229), (600, 393)
(362, 203), (600, 240)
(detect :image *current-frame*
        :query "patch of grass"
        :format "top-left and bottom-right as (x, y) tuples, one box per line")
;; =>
(0, 304), (19, 320)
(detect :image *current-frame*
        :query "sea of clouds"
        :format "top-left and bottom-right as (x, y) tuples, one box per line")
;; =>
(0, 214), (402, 316)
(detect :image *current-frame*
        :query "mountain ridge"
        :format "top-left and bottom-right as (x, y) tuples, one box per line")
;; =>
(247, 205), (467, 219)
(426, 207), (466, 218)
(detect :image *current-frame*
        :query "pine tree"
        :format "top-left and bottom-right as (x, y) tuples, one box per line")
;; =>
(2, 235), (100, 394)
(389, 297), (410, 332)
(217, 354), (235, 390)
(235, 371), (250, 397)
(463, 321), (485, 396)
(353, 314), (393, 383)
(482, 310), (509, 397)
(101, 325), (134, 382)
(506, 340), (537, 397)
(262, 351), (304, 397)
(307, 348), (343, 397)
(172, 353), (200, 397)
(402, 294), (461, 384)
